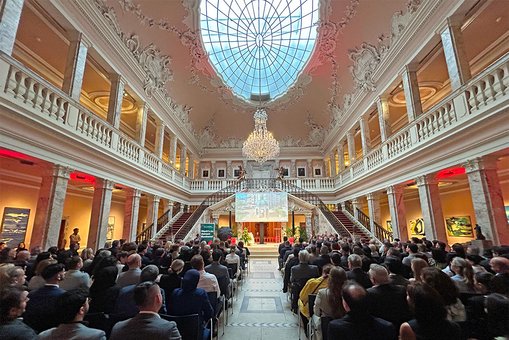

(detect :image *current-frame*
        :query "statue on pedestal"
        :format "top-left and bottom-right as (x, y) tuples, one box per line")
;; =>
(475, 224), (486, 240)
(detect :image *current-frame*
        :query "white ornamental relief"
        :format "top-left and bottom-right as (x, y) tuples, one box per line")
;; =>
(348, 43), (382, 92)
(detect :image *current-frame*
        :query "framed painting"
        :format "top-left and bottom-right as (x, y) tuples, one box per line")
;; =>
(202, 169), (209, 178)
(107, 216), (115, 241)
(217, 169), (225, 178)
(314, 167), (322, 177)
(409, 218), (425, 236)
(0, 207), (30, 248)
(386, 220), (393, 233)
(445, 216), (473, 237)
(297, 167), (305, 177)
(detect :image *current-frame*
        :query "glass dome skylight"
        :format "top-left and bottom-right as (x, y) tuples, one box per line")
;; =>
(200, 0), (319, 102)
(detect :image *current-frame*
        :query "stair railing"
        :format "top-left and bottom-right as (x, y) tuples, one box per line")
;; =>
(345, 201), (354, 216)
(136, 207), (174, 243)
(355, 208), (393, 243)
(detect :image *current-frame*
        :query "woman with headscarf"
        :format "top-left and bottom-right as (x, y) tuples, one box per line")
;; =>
(171, 269), (213, 340)
(89, 266), (120, 314)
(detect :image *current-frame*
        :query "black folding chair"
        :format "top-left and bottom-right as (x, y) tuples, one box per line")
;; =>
(160, 313), (201, 340)
(207, 291), (225, 338)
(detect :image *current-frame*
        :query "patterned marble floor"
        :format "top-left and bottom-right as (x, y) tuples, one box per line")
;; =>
(220, 257), (300, 340)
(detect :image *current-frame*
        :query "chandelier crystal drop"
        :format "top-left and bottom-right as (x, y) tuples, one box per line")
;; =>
(242, 109), (280, 164)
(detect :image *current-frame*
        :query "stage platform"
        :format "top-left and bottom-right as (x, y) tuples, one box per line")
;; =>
(246, 242), (280, 258)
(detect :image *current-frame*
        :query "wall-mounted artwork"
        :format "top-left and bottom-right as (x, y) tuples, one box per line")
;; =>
(297, 167), (305, 177)
(445, 216), (473, 237)
(217, 169), (225, 178)
(314, 167), (322, 177)
(409, 218), (425, 236)
(0, 207), (30, 247)
(107, 216), (115, 241)
(202, 169), (209, 178)
(386, 220), (393, 234)
(505, 206), (509, 223)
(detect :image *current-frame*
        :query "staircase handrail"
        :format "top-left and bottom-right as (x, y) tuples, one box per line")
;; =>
(356, 208), (371, 229)
(153, 211), (184, 241)
(374, 220), (394, 242)
(355, 208), (394, 243)
(137, 206), (174, 243)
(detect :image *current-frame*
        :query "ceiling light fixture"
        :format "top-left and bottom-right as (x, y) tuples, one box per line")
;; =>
(242, 108), (280, 164)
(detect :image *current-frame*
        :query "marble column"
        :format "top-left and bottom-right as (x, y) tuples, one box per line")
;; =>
(62, 32), (89, 99)
(154, 120), (165, 158)
(352, 198), (361, 220)
(210, 161), (216, 179)
(180, 145), (187, 175)
(226, 160), (232, 178)
(136, 103), (149, 147)
(170, 135), (178, 167)
(313, 214), (319, 237)
(465, 157), (509, 245)
(329, 153), (337, 177)
(163, 200), (174, 220)
(367, 192), (381, 234)
(337, 144), (345, 172)
(346, 131), (356, 163)
(416, 174), (447, 241)
(305, 213), (313, 239)
(123, 188), (141, 242)
(439, 16), (471, 90)
(0, 0), (23, 55)
(87, 179), (114, 250)
(107, 74), (125, 129)
(146, 195), (160, 239)
(376, 96), (392, 142)
(387, 185), (408, 240)
(401, 64), (422, 121)
(291, 160), (297, 178)
(359, 115), (372, 155)
(307, 159), (312, 177)
(31, 165), (72, 250)
(188, 155), (196, 179)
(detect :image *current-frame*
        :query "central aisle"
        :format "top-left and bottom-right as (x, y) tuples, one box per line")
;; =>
(221, 256), (299, 340)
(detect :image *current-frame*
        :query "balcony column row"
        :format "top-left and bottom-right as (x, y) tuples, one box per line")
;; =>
(180, 145), (187, 175)
(336, 143), (345, 172)
(346, 131), (356, 164)
(0, 0), (23, 55)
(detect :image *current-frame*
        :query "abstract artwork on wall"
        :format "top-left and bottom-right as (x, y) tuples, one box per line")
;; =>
(445, 216), (473, 237)
(107, 216), (115, 241)
(386, 220), (393, 233)
(505, 206), (509, 223)
(409, 218), (425, 236)
(0, 207), (30, 247)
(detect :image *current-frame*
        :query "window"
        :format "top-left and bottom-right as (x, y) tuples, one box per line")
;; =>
(200, 0), (319, 102)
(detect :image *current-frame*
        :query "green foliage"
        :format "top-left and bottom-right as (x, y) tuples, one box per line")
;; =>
(285, 226), (294, 237)
(299, 225), (308, 242)
(241, 227), (251, 245)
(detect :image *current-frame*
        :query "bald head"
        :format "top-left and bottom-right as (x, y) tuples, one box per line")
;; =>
(127, 254), (141, 269)
(342, 282), (368, 314)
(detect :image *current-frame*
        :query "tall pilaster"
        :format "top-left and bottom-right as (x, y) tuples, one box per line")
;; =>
(359, 115), (371, 155)
(376, 96), (392, 142)
(31, 165), (72, 250)
(226, 160), (232, 178)
(416, 175), (446, 241)
(170, 135), (178, 167)
(62, 32), (89, 99)
(346, 131), (356, 163)
(305, 213), (313, 239)
(123, 188), (141, 242)
(465, 158), (509, 245)
(0, 0), (23, 55)
(180, 145), (187, 175)
(387, 185), (408, 240)
(352, 198), (361, 220)
(188, 155), (196, 179)
(439, 16), (471, 90)
(401, 64), (422, 121)
(136, 103), (149, 147)
(163, 200), (174, 220)
(329, 153), (337, 177)
(211, 161), (216, 179)
(107, 74), (125, 129)
(146, 195), (160, 239)
(367, 193), (381, 234)
(307, 159), (312, 177)
(154, 120), (165, 158)
(337, 144), (345, 171)
(291, 160), (297, 178)
(88, 179), (114, 250)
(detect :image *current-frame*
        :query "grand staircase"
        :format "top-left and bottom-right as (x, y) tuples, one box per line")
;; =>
(332, 210), (371, 243)
(154, 212), (192, 243)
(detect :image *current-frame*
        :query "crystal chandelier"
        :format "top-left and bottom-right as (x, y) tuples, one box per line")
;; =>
(242, 109), (280, 164)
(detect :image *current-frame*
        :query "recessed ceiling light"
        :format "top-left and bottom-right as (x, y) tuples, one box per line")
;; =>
(35, 37), (42, 42)
(495, 17), (502, 23)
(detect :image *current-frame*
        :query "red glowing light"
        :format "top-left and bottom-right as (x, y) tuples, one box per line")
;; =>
(0, 149), (32, 160)
(70, 172), (96, 184)
(436, 167), (465, 179)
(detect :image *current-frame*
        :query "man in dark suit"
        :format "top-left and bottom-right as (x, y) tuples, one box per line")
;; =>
(367, 264), (411, 329)
(0, 287), (37, 339)
(117, 254), (142, 288)
(311, 245), (331, 274)
(23, 263), (66, 333)
(328, 282), (396, 340)
(346, 254), (372, 289)
(290, 250), (319, 284)
(110, 281), (181, 340)
(38, 289), (106, 339)
(205, 250), (231, 299)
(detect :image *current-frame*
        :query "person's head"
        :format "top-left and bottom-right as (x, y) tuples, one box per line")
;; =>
(342, 281), (368, 315)
(320, 245), (329, 256)
(170, 259), (184, 274)
(6, 266), (26, 286)
(137, 244), (148, 255)
(298, 250), (310, 264)
(56, 289), (90, 323)
(190, 254), (205, 271)
(384, 256), (403, 275)
(406, 282), (446, 322)
(0, 287), (29, 322)
(368, 264), (390, 286)
(490, 257), (509, 274)
(41, 263), (65, 284)
(181, 269), (200, 291)
(127, 254), (142, 269)
(322, 264), (333, 278)
(73, 228), (79, 235)
(486, 293), (509, 337)
(81, 248), (94, 261)
(451, 257), (474, 287)
(474, 271), (494, 294)
(330, 253), (342, 266)
(407, 243), (418, 254)
(134, 281), (162, 312)
(420, 266), (458, 305)
(410, 258), (428, 282)
(15, 250), (30, 262)
(347, 254), (362, 269)
(66, 256), (83, 271)
(140, 265), (159, 283)
(212, 250), (223, 262)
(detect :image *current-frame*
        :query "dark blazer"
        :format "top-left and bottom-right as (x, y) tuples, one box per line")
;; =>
(290, 263), (320, 283)
(109, 313), (181, 340)
(171, 287), (213, 323)
(23, 285), (66, 333)
(205, 262), (231, 298)
(89, 286), (120, 314)
(328, 313), (397, 340)
(0, 319), (37, 340)
(346, 268), (373, 289)
(159, 273), (182, 307)
(113, 284), (167, 318)
(38, 322), (106, 340)
(367, 283), (411, 328)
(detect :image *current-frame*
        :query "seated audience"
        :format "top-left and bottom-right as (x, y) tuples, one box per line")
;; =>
(110, 281), (181, 340)
(205, 250), (231, 299)
(450, 256), (476, 293)
(159, 259), (184, 307)
(367, 264), (411, 329)
(38, 289), (106, 339)
(89, 266), (120, 314)
(23, 263), (66, 333)
(346, 254), (372, 289)
(399, 282), (461, 340)
(490, 256), (509, 296)
(27, 258), (57, 291)
(60, 256), (91, 291)
(190, 255), (220, 297)
(0, 287), (37, 339)
(225, 246), (241, 277)
(116, 254), (142, 288)
(409, 258), (427, 282)
(328, 281), (396, 340)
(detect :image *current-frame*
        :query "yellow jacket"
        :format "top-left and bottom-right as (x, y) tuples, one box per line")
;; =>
(298, 276), (329, 318)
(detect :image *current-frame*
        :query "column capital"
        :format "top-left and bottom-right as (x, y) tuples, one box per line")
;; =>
(415, 174), (437, 187)
(109, 73), (126, 85)
(437, 14), (464, 34)
(351, 198), (360, 205)
(366, 192), (380, 201)
(67, 30), (92, 47)
(95, 178), (114, 190)
(127, 188), (142, 198)
(376, 94), (390, 103)
(464, 157), (498, 173)
(46, 164), (73, 179)
(400, 62), (419, 75)
(386, 184), (404, 195)
(149, 194), (160, 203)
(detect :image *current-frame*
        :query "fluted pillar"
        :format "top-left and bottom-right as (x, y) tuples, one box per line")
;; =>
(387, 185), (408, 240)
(88, 179), (114, 250)
(123, 189), (141, 242)
(439, 16), (471, 90)
(367, 193), (381, 234)
(416, 174), (446, 241)
(376, 96), (392, 142)
(0, 0), (23, 55)
(401, 64), (422, 121)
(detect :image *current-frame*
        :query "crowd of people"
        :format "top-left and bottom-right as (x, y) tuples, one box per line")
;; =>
(280, 234), (509, 340)
(0, 237), (249, 340)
